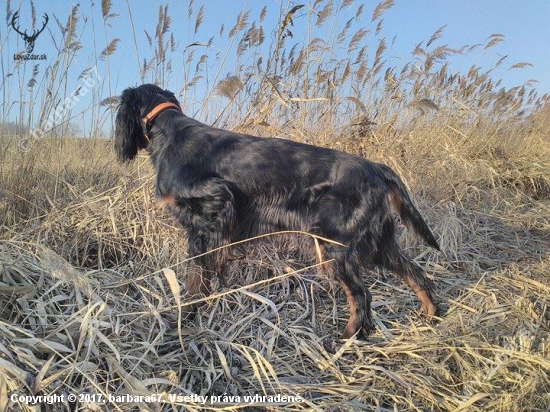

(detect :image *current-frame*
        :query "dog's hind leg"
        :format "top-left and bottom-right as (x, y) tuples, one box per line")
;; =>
(389, 252), (436, 316)
(325, 245), (373, 339)
(374, 219), (437, 316)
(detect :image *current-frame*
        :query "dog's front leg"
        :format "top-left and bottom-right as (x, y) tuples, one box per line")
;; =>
(171, 178), (236, 317)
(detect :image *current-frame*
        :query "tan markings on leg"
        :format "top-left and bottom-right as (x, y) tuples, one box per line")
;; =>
(339, 280), (357, 339)
(184, 267), (211, 317)
(387, 189), (402, 214)
(314, 244), (329, 278)
(159, 195), (178, 207)
(213, 249), (229, 287)
(186, 267), (210, 297)
(404, 275), (436, 316)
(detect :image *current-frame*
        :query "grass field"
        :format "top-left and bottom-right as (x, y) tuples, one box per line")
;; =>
(1, 1), (549, 411)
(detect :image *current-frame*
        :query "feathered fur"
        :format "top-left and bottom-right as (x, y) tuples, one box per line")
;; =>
(115, 84), (440, 339)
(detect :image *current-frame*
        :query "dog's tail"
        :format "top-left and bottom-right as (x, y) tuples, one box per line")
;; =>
(381, 165), (440, 251)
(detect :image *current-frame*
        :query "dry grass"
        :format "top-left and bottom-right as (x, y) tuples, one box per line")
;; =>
(2, 0), (550, 410)
(1, 124), (549, 411)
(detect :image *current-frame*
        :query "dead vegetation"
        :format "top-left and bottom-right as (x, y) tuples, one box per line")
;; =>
(1, 0), (550, 410)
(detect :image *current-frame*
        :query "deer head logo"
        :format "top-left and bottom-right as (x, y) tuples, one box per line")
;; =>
(11, 11), (49, 53)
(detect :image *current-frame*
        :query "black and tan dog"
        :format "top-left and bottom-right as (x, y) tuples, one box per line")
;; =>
(115, 83), (439, 339)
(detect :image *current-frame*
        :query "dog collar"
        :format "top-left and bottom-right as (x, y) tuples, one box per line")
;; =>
(141, 102), (181, 140)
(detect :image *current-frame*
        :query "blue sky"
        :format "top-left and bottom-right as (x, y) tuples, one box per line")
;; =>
(119, 0), (550, 93)
(2, 1), (549, 132)
(122, 1), (550, 92)
(382, 1), (550, 93)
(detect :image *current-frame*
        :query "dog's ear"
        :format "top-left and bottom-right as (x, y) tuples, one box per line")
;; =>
(115, 87), (147, 162)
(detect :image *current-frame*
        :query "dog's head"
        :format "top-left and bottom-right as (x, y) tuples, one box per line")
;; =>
(114, 84), (180, 162)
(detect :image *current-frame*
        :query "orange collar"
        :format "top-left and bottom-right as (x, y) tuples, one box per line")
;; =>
(141, 102), (181, 140)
